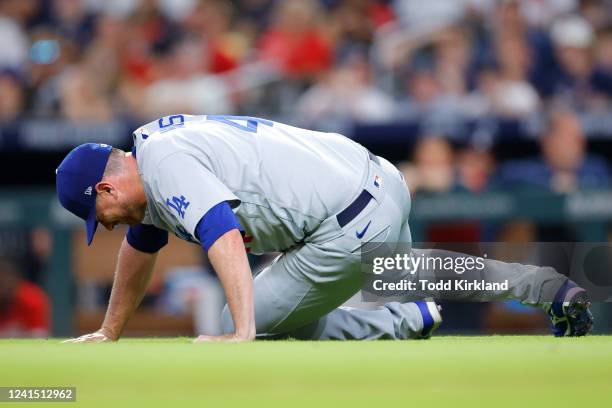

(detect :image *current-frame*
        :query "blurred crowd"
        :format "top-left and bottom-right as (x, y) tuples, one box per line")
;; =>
(400, 107), (612, 196)
(1, 0), (612, 195)
(0, 0), (610, 123)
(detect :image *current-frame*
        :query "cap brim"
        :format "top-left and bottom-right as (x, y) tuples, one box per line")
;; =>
(85, 206), (99, 246)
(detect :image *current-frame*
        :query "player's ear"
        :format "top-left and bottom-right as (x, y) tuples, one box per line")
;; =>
(95, 181), (117, 198)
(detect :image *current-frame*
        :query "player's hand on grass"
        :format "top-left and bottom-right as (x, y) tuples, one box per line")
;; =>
(193, 333), (255, 343)
(62, 330), (116, 343)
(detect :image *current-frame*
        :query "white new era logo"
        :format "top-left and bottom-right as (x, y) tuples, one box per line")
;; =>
(84, 186), (93, 196)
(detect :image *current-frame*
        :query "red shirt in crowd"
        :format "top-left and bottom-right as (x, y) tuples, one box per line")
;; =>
(0, 282), (50, 338)
(259, 29), (333, 78)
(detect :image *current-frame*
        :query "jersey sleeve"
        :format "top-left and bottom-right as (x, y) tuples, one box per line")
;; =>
(151, 151), (240, 242)
(196, 201), (243, 251)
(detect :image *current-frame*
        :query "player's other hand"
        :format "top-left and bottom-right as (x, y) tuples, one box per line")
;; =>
(62, 330), (115, 344)
(193, 333), (254, 343)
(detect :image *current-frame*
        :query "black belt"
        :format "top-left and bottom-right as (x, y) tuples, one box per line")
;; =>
(336, 151), (380, 228)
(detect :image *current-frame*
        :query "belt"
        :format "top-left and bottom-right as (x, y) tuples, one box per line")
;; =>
(336, 151), (380, 228)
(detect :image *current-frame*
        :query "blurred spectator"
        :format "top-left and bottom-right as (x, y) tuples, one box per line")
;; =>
(328, 0), (379, 51)
(233, 0), (275, 37)
(392, 0), (474, 34)
(294, 47), (394, 130)
(141, 36), (234, 117)
(434, 27), (472, 100)
(497, 108), (612, 192)
(595, 26), (612, 71)
(27, 29), (73, 118)
(0, 72), (25, 122)
(183, 0), (246, 74)
(396, 66), (463, 126)
(550, 15), (612, 110)
(259, 0), (333, 80)
(579, 0), (612, 31)
(402, 136), (487, 243)
(490, 31), (541, 117)
(400, 136), (455, 194)
(384, 25), (474, 117)
(58, 65), (113, 121)
(0, 0), (34, 71)
(401, 135), (495, 194)
(466, 1), (545, 117)
(519, 0), (577, 28)
(51, 0), (95, 49)
(121, 0), (178, 83)
(0, 259), (50, 338)
(0, 227), (53, 285)
(456, 146), (495, 192)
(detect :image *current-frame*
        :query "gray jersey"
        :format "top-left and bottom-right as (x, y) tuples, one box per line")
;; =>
(132, 115), (370, 254)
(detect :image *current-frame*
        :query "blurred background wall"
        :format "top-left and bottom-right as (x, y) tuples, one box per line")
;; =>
(1, 0), (612, 338)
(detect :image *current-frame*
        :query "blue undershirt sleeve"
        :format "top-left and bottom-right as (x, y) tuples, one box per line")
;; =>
(195, 201), (243, 251)
(126, 223), (169, 253)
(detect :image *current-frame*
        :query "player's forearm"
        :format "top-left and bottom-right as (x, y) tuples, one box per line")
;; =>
(208, 229), (255, 340)
(100, 239), (157, 340)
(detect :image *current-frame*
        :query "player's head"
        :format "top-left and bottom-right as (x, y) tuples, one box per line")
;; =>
(94, 148), (146, 233)
(56, 143), (145, 245)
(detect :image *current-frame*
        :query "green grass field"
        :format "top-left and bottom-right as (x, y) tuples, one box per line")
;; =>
(1, 336), (611, 408)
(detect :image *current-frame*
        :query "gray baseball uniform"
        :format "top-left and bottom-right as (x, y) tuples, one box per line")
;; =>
(132, 114), (567, 340)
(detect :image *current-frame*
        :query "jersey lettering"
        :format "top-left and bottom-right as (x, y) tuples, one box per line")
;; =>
(166, 195), (190, 219)
(207, 115), (274, 134)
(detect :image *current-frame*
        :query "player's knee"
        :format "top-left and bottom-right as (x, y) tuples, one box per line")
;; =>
(221, 304), (235, 334)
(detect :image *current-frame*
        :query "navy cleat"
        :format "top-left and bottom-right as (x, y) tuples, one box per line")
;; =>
(415, 300), (442, 339)
(546, 280), (594, 337)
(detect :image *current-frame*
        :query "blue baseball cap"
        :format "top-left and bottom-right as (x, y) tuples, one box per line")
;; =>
(56, 143), (113, 245)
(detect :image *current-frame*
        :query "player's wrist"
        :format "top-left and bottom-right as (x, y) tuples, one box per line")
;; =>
(234, 325), (256, 341)
(98, 327), (119, 341)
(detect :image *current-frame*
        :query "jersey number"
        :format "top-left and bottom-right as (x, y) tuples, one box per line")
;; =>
(142, 114), (273, 140)
(158, 115), (185, 131)
(207, 115), (274, 133)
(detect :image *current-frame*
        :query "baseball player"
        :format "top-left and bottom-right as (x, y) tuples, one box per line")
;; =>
(56, 115), (593, 342)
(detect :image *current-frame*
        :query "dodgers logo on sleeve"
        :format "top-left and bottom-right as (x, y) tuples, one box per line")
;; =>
(166, 195), (190, 219)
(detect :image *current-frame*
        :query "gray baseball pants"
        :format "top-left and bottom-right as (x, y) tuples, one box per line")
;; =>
(221, 156), (567, 340)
